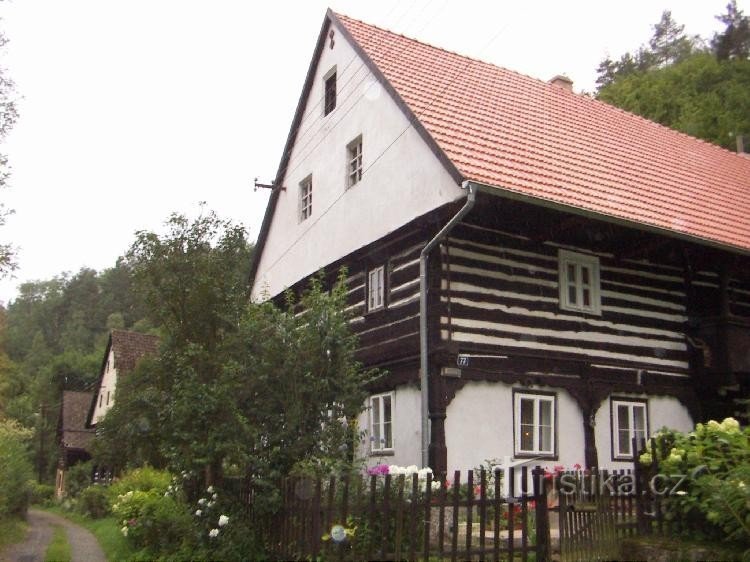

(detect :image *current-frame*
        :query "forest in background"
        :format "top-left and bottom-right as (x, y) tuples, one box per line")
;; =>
(0, 260), (158, 479)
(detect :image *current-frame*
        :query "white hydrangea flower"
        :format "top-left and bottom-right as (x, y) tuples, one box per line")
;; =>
(209, 528), (219, 538)
(198, 498), (206, 505)
(207, 485), (215, 493)
(404, 465), (419, 475)
(121, 526), (128, 537)
(218, 515), (229, 527)
(212, 493), (218, 500)
(195, 509), (202, 516)
(417, 467), (433, 479)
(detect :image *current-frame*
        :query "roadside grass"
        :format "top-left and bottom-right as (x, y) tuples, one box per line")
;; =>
(44, 525), (71, 562)
(0, 516), (27, 550)
(41, 506), (135, 562)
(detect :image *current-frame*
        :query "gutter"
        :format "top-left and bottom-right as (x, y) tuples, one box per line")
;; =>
(419, 180), (477, 467)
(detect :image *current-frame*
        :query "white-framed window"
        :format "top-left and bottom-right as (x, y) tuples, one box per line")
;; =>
(611, 399), (647, 460)
(324, 67), (337, 116)
(367, 265), (385, 311)
(558, 249), (601, 314)
(370, 392), (393, 452)
(514, 391), (556, 456)
(299, 176), (312, 221)
(347, 136), (363, 187)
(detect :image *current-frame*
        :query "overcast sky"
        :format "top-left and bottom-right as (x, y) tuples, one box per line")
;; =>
(0, 0), (743, 304)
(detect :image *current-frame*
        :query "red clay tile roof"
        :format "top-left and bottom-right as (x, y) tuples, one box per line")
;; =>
(335, 13), (750, 253)
(110, 330), (160, 374)
(60, 391), (95, 451)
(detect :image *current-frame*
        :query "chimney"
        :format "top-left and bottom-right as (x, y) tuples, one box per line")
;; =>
(549, 75), (573, 91)
(737, 134), (750, 157)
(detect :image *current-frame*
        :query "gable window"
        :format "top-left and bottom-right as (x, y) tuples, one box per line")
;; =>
(370, 392), (393, 452)
(324, 68), (337, 116)
(299, 176), (313, 221)
(611, 399), (647, 460)
(514, 391), (556, 457)
(347, 136), (363, 187)
(559, 249), (601, 314)
(367, 265), (385, 311)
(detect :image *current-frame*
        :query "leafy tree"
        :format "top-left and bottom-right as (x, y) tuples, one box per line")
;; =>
(598, 52), (750, 150)
(712, 0), (750, 60)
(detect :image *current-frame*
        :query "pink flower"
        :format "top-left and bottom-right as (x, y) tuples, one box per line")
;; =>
(573, 463), (582, 471)
(367, 464), (389, 476)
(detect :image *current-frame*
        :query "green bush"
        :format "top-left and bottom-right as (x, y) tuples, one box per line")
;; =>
(28, 481), (55, 506)
(65, 461), (93, 498)
(640, 417), (750, 545)
(77, 485), (110, 519)
(0, 418), (33, 517)
(112, 489), (191, 555)
(108, 466), (171, 500)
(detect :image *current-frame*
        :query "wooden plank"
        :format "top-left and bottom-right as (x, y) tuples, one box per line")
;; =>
(381, 474), (392, 560)
(422, 473), (432, 562)
(451, 470), (460, 562)
(408, 473), (418, 562)
(466, 469), (474, 557)
(394, 475), (405, 561)
(493, 469), (501, 562)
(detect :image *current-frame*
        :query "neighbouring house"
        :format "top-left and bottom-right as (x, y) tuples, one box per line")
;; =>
(249, 10), (750, 477)
(55, 390), (95, 498)
(87, 330), (160, 428)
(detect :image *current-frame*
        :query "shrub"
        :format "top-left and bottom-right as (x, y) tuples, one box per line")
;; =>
(78, 485), (110, 519)
(108, 466), (171, 501)
(112, 489), (191, 555)
(0, 418), (33, 517)
(65, 461), (93, 498)
(640, 418), (750, 545)
(28, 481), (55, 506)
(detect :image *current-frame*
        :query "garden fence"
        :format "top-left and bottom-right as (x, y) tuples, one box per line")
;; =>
(267, 465), (550, 561)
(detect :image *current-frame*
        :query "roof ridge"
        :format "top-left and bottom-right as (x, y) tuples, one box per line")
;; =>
(332, 11), (562, 93)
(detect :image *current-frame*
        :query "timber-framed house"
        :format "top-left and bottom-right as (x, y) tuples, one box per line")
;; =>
(249, 10), (750, 476)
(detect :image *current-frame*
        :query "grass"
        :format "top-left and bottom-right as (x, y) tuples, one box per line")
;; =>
(41, 506), (135, 562)
(44, 525), (71, 562)
(0, 516), (28, 550)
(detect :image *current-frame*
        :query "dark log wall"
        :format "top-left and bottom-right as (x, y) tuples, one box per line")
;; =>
(345, 234), (424, 373)
(439, 220), (692, 376)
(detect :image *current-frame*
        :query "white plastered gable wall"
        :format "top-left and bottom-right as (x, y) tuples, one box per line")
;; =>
(93, 348), (116, 424)
(251, 18), (464, 301)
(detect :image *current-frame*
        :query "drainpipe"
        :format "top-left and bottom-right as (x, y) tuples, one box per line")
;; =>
(419, 180), (476, 468)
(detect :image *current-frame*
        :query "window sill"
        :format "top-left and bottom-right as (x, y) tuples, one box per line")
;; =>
(369, 449), (395, 457)
(513, 452), (558, 461)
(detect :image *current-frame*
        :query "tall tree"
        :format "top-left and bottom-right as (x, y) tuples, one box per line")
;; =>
(648, 10), (698, 67)
(712, 0), (750, 60)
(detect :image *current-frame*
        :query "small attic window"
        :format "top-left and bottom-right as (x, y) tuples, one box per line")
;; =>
(324, 67), (337, 116)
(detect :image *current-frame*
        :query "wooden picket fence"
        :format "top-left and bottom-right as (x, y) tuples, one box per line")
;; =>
(554, 469), (641, 562)
(268, 465), (551, 561)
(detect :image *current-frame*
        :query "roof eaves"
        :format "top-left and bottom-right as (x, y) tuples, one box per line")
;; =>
(472, 180), (750, 258)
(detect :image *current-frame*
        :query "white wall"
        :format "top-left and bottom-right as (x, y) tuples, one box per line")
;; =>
(445, 381), (585, 474)
(92, 349), (116, 424)
(358, 384), (422, 470)
(251, 19), (463, 301)
(594, 393), (693, 471)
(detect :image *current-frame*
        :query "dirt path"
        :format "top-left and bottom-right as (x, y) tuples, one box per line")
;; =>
(0, 509), (106, 562)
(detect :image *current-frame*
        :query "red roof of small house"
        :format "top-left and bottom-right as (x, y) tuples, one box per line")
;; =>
(59, 391), (95, 451)
(333, 12), (750, 253)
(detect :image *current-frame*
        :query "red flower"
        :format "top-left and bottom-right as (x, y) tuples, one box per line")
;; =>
(573, 463), (582, 471)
